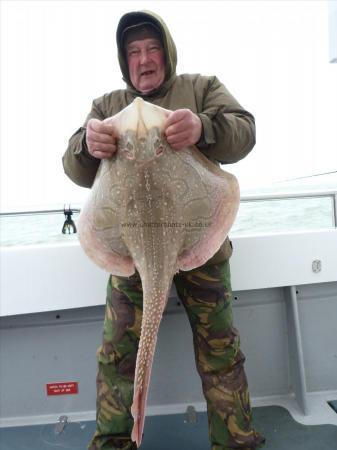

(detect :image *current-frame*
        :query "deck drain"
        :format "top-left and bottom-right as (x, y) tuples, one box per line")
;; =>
(327, 400), (337, 413)
(54, 415), (68, 434)
(184, 405), (197, 424)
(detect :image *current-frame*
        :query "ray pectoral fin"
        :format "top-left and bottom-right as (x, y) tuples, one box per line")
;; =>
(178, 186), (240, 270)
(78, 205), (135, 276)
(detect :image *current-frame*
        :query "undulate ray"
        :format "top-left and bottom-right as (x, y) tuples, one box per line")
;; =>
(77, 97), (240, 447)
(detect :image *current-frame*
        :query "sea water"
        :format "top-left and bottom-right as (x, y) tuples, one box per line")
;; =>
(0, 174), (336, 247)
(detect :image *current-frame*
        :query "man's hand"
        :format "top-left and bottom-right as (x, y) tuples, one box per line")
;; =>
(164, 109), (202, 150)
(86, 118), (117, 159)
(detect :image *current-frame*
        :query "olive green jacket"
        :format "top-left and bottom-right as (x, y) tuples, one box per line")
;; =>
(62, 11), (256, 264)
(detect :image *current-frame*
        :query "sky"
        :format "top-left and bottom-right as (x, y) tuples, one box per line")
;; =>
(1, 0), (337, 211)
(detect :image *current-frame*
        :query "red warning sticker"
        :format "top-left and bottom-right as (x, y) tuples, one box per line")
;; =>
(46, 382), (78, 396)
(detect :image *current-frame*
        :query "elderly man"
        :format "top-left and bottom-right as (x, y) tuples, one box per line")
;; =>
(63, 10), (265, 450)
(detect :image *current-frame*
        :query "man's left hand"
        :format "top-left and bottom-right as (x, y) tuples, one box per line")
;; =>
(164, 109), (202, 150)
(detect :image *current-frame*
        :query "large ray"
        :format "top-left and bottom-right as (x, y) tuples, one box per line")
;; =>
(78, 97), (240, 447)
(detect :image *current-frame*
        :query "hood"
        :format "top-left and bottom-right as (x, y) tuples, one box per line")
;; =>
(116, 10), (177, 98)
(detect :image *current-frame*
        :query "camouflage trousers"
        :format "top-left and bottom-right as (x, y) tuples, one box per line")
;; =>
(88, 261), (265, 450)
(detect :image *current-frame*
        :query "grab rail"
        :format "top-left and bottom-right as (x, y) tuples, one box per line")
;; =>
(0, 209), (81, 217)
(1, 189), (336, 226)
(239, 189), (337, 227)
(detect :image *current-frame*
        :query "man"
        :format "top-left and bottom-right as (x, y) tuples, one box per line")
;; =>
(63, 10), (265, 450)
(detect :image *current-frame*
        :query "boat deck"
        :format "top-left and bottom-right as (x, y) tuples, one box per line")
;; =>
(1, 405), (336, 450)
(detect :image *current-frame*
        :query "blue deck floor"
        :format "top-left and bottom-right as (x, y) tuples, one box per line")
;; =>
(0, 405), (336, 450)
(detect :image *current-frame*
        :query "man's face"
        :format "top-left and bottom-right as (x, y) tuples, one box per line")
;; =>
(126, 38), (165, 94)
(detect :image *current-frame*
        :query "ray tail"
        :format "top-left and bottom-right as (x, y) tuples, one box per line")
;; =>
(130, 277), (172, 447)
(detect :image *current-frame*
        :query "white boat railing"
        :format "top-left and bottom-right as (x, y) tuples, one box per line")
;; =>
(240, 189), (337, 227)
(1, 189), (337, 226)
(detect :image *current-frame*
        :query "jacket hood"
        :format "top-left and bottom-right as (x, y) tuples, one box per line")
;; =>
(116, 10), (177, 98)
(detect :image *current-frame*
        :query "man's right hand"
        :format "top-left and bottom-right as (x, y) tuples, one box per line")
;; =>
(86, 118), (117, 159)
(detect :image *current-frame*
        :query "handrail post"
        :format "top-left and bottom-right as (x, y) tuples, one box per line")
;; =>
(285, 286), (309, 415)
(333, 193), (337, 227)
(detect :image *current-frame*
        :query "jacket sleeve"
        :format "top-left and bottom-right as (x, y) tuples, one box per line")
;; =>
(62, 98), (106, 188)
(195, 76), (256, 164)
